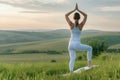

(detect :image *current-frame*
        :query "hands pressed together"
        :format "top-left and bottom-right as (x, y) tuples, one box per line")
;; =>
(73, 3), (79, 11)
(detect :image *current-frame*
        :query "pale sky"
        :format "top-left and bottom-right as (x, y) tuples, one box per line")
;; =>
(0, 0), (120, 31)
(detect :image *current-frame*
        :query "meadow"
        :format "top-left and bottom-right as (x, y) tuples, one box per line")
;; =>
(0, 53), (120, 80)
(0, 30), (119, 80)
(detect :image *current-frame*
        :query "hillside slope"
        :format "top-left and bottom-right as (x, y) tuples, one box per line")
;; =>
(0, 30), (119, 54)
(0, 30), (70, 44)
(0, 30), (119, 44)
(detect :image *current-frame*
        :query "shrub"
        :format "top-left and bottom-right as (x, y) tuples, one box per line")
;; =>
(21, 50), (40, 53)
(107, 49), (120, 53)
(46, 50), (61, 54)
(87, 39), (108, 56)
(76, 53), (86, 60)
(77, 55), (82, 60)
(51, 60), (56, 63)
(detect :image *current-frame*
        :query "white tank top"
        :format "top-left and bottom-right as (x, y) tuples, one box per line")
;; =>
(70, 25), (81, 41)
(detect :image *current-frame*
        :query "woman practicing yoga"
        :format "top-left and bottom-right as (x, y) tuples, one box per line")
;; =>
(65, 3), (93, 72)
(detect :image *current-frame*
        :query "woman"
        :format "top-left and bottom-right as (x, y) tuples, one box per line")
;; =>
(65, 3), (93, 72)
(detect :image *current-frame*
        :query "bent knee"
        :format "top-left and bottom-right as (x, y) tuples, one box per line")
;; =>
(88, 46), (92, 51)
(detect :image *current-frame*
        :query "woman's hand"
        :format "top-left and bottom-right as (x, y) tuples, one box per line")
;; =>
(75, 3), (87, 30)
(75, 3), (79, 11)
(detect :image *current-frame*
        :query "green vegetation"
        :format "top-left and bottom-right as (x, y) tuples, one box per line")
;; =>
(0, 30), (119, 54)
(0, 30), (119, 80)
(0, 30), (70, 44)
(107, 44), (120, 53)
(0, 53), (119, 80)
(87, 39), (108, 56)
(0, 38), (69, 54)
(0, 30), (119, 45)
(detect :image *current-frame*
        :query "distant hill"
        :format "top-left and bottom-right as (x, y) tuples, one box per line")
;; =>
(0, 29), (119, 44)
(0, 29), (119, 54)
(81, 31), (120, 46)
(107, 44), (120, 53)
(0, 30), (70, 44)
(108, 44), (120, 49)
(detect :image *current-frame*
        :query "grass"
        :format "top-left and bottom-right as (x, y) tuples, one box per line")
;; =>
(0, 30), (119, 79)
(0, 35), (119, 54)
(108, 44), (120, 49)
(0, 53), (119, 80)
(0, 30), (70, 44)
(0, 38), (69, 54)
(0, 53), (69, 63)
(107, 44), (120, 53)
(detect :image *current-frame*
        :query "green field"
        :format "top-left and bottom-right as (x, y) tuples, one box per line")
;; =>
(108, 44), (120, 49)
(0, 30), (119, 80)
(0, 53), (120, 80)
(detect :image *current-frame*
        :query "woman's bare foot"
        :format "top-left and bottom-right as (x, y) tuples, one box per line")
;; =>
(88, 61), (93, 68)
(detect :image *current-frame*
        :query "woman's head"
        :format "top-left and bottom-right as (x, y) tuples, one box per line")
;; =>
(73, 12), (80, 21)
(73, 12), (80, 26)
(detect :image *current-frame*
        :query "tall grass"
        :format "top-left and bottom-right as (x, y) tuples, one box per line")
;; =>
(0, 53), (119, 80)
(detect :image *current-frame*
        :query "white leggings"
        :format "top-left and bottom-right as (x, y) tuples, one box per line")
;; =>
(68, 41), (92, 71)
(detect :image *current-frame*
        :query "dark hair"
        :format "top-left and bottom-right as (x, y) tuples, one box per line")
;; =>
(73, 12), (80, 27)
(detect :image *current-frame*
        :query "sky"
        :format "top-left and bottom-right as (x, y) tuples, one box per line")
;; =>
(0, 0), (120, 31)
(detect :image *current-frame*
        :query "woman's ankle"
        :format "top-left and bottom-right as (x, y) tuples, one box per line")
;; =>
(88, 61), (93, 67)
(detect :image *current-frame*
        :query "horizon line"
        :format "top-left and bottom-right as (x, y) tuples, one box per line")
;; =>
(0, 29), (119, 32)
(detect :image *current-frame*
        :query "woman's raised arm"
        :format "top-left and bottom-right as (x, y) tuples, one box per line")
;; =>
(65, 9), (76, 29)
(76, 3), (87, 30)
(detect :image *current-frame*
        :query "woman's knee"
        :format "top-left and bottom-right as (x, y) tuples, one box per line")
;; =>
(90, 46), (92, 50)
(88, 46), (92, 51)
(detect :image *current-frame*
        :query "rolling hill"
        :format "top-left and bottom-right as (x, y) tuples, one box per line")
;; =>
(0, 30), (119, 54)
(0, 29), (70, 44)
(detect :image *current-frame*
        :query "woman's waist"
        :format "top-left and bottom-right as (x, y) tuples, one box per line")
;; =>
(69, 39), (81, 43)
(70, 37), (80, 41)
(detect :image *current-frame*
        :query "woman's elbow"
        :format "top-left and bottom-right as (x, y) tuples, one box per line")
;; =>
(65, 14), (68, 17)
(84, 14), (87, 18)
(85, 13), (87, 17)
(65, 14), (68, 18)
